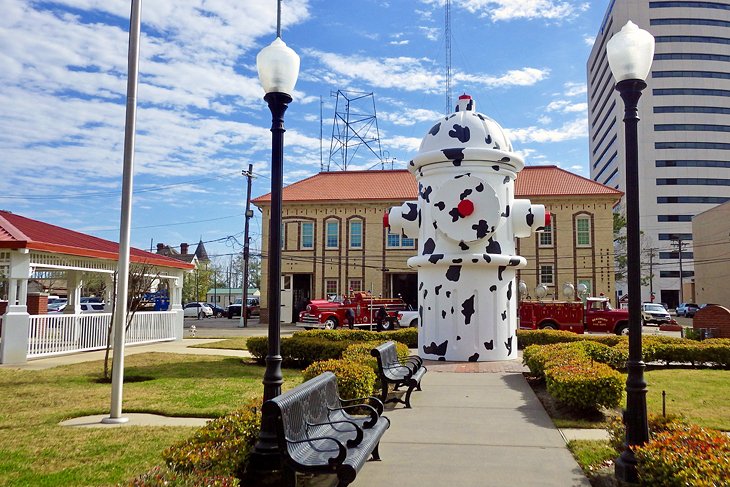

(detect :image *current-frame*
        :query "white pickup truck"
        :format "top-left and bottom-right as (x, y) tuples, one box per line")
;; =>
(396, 309), (419, 328)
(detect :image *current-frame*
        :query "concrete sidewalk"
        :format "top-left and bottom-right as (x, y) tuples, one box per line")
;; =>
(352, 362), (591, 487)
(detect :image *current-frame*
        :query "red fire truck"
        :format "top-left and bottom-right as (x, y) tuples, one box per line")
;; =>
(298, 292), (409, 331)
(519, 297), (630, 335)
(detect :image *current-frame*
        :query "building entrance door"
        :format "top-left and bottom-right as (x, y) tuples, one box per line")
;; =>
(389, 273), (418, 310)
(291, 274), (312, 323)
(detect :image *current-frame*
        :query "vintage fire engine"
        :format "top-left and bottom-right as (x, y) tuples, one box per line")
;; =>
(519, 297), (630, 335)
(297, 292), (410, 330)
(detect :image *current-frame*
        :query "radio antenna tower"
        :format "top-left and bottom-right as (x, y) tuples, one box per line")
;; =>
(445, 0), (452, 113)
(327, 90), (383, 171)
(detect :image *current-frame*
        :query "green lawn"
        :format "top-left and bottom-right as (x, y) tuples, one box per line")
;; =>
(188, 337), (248, 351)
(0, 353), (303, 486)
(644, 368), (730, 431)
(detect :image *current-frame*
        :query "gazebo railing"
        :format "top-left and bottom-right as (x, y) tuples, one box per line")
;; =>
(27, 311), (176, 359)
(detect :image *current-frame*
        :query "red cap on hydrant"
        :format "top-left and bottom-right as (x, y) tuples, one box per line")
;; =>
(457, 199), (474, 217)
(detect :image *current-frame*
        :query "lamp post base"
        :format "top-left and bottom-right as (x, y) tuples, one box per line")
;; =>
(615, 448), (639, 484)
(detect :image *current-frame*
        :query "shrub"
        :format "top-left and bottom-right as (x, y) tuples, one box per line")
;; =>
(635, 425), (730, 487)
(295, 327), (418, 348)
(545, 361), (623, 411)
(580, 340), (628, 369)
(302, 359), (376, 399)
(341, 340), (410, 377)
(522, 342), (589, 378)
(162, 403), (261, 479)
(126, 466), (239, 487)
(517, 329), (583, 349)
(607, 413), (687, 453)
(246, 336), (351, 366)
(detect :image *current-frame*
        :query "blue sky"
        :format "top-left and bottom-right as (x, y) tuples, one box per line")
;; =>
(0, 0), (611, 268)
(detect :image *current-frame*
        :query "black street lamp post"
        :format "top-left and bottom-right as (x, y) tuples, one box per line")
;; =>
(247, 21), (300, 477)
(607, 21), (655, 483)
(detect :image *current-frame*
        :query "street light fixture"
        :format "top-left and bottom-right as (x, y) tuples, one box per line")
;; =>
(606, 20), (655, 483)
(247, 20), (300, 476)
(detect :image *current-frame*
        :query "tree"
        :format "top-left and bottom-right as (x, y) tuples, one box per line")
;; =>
(102, 262), (161, 379)
(182, 265), (214, 303)
(613, 211), (654, 288)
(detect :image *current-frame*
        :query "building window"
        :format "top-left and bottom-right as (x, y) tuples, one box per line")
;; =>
(539, 265), (554, 285)
(658, 233), (692, 241)
(326, 220), (339, 249)
(657, 178), (730, 186)
(348, 279), (362, 293)
(386, 229), (415, 248)
(325, 279), (339, 297)
(539, 223), (553, 247)
(576, 217), (591, 247)
(301, 222), (313, 249)
(656, 159), (730, 168)
(281, 223), (286, 250)
(349, 220), (363, 249)
(658, 215), (693, 222)
(656, 141), (730, 150)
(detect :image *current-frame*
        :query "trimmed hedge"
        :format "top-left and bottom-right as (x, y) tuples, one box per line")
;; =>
(523, 342), (624, 411)
(294, 328), (418, 348)
(247, 328), (418, 366)
(246, 336), (352, 366)
(545, 361), (623, 410)
(302, 359), (376, 399)
(519, 330), (730, 368)
(635, 425), (730, 487)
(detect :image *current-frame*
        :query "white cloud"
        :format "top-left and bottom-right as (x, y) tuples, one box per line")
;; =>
(507, 116), (587, 143)
(390, 39), (410, 46)
(381, 108), (443, 126)
(306, 50), (548, 93)
(421, 0), (589, 21)
(455, 67), (549, 87)
(563, 81), (587, 97)
(584, 34), (596, 46)
(546, 100), (587, 113)
(419, 26), (440, 41)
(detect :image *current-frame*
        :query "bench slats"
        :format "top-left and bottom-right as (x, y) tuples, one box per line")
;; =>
(262, 371), (389, 486)
(371, 341), (427, 409)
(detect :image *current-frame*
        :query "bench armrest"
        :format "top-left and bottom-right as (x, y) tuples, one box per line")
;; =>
(330, 403), (379, 428)
(284, 436), (347, 466)
(339, 395), (385, 415)
(307, 419), (363, 447)
(383, 363), (415, 377)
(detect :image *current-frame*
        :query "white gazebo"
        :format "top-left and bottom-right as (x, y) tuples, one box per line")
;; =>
(0, 210), (194, 364)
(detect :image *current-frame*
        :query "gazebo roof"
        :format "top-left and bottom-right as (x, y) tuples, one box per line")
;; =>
(0, 210), (194, 270)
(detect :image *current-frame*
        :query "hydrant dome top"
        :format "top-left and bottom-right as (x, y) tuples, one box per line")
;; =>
(410, 94), (524, 172)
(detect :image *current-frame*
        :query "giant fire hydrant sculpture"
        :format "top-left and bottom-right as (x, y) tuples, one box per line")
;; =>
(386, 94), (549, 362)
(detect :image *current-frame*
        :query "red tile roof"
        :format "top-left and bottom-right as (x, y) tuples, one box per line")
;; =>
(0, 211), (194, 270)
(252, 166), (622, 203)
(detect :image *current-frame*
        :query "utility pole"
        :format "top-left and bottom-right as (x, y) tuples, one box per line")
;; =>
(646, 248), (656, 302)
(673, 236), (685, 305)
(240, 164), (254, 328)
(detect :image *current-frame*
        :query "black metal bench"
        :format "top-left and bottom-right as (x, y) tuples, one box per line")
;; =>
(371, 341), (427, 409)
(262, 371), (390, 487)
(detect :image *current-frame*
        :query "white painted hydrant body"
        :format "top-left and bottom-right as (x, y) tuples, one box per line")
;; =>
(386, 95), (549, 362)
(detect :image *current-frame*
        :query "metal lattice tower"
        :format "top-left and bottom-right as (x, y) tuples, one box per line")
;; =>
(445, 0), (452, 114)
(327, 90), (383, 171)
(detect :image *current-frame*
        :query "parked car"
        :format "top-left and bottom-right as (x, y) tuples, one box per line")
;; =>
(227, 297), (260, 319)
(396, 309), (419, 328)
(183, 302), (213, 318)
(47, 298), (67, 313)
(206, 303), (226, 318)
(80, 302), (106, 313)
(80, 296), (104, 304)
(676, 302), (700, 317)
(641, 303), (671, 325)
